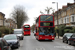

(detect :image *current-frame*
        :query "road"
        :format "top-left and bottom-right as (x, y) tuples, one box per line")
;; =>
(14, 33), (75, 50)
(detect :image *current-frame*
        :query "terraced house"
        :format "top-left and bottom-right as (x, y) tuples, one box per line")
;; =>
(0, 12), (5, 26)
(54, 3), (75, 27)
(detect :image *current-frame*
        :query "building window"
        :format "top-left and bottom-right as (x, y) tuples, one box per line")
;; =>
(72, 16), (74, 22)
(67, 17), (69, 23)
(65, 16), (69, 23)
(63, 17), (66, 24)
(65, 18), (66, 23)
(70, 15), (75, 22)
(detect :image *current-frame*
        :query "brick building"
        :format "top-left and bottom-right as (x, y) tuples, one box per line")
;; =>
(54, 3), (75, 27)
(0, 12), (5, 26)
(4, 18), (17, 29)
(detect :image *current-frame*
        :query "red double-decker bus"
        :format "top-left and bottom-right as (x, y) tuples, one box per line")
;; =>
(34, 14), (55, 40)
(23, 24), (30, 36)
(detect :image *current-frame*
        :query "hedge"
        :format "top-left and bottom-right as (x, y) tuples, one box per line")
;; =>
(0, 27), (13, 35)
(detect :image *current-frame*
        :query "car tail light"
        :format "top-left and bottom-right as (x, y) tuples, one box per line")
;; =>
(7, 46), (9, 49)
(74, 39), (75, 41)
(0, 47), (1, 50)
(69, 39), (73, 40)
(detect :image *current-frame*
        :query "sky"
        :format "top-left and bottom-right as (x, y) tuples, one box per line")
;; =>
(0, 0), (74, 26)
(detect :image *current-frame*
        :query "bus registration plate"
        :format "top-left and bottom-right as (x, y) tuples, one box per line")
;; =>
(45, 39), (48, 40)
(45, 35), (49, 36)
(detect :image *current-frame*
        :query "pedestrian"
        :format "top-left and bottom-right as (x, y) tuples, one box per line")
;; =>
(54, 32), (56, 37)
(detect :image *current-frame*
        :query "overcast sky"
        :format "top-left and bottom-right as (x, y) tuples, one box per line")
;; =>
(0, 0), (74, 26)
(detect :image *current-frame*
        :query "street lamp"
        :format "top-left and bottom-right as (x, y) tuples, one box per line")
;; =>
(52, 2), (59, 38)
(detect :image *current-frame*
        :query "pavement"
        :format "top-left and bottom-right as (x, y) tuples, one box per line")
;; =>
(56, 36), (63, 40)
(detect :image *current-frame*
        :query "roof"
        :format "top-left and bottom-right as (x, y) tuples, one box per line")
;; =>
(0, 12), (5, 17)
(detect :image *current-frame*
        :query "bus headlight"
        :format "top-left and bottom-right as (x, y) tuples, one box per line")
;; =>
(40, 37), (42, 38)
(52, 37), (54, 38)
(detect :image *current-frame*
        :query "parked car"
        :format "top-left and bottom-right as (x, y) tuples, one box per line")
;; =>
(63, 33), (73, 43)
(0, 38), (11, 50)
(3, 34), (20, 49)
(14, 29), (24, 40)
(68, 33), (75, 45)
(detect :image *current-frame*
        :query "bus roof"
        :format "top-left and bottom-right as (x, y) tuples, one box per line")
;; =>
(24, 24), (30, 26)
(14, 29), (23, 31)
(38, 14), (54, 17)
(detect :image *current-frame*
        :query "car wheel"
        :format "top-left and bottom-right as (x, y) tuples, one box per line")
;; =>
(17, 46), (19, 49)
(68, 41), (71, 45)
(22, 37), (23, 40)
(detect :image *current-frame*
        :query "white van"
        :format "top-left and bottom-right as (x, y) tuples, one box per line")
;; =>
(14, 29), (24, 40)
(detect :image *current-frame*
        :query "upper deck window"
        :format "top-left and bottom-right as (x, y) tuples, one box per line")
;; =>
(40, 15), (53, 21)
(25, 25), (29, 28)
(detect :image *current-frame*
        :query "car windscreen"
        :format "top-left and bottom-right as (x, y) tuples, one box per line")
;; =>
(4, 35), (17, 40)
(66, 34), (73, 37)
(14, 31), (22, 34)
(72, 35), (75, 37)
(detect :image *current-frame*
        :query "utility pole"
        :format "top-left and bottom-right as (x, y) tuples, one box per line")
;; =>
(52, 2), (59, 38)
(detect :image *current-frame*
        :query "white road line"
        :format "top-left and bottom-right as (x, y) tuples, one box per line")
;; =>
(36, 47), (45, 50)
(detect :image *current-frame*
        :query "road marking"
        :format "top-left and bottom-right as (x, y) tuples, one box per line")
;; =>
(36, 47), (45, 50)
(54, 46), (75, 49)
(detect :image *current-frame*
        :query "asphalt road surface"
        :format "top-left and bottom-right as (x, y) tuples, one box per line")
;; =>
(14, 33), (75, 50)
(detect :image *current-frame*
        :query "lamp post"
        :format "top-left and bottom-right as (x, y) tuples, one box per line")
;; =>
(52, 2), (59, 38)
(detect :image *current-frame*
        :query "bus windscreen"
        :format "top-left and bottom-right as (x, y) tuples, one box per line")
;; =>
(25, 25), (29, 28)
(39, 27), (54, 35)
(40, 15), (53, 21)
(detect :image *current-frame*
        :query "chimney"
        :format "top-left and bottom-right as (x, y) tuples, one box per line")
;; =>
(67, 3), (73, 7)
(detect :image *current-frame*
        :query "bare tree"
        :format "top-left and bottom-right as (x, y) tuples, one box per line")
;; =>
(11, 5), (28, 28)
(45, 7), (52, 14)
(31, 23), (35, 32)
